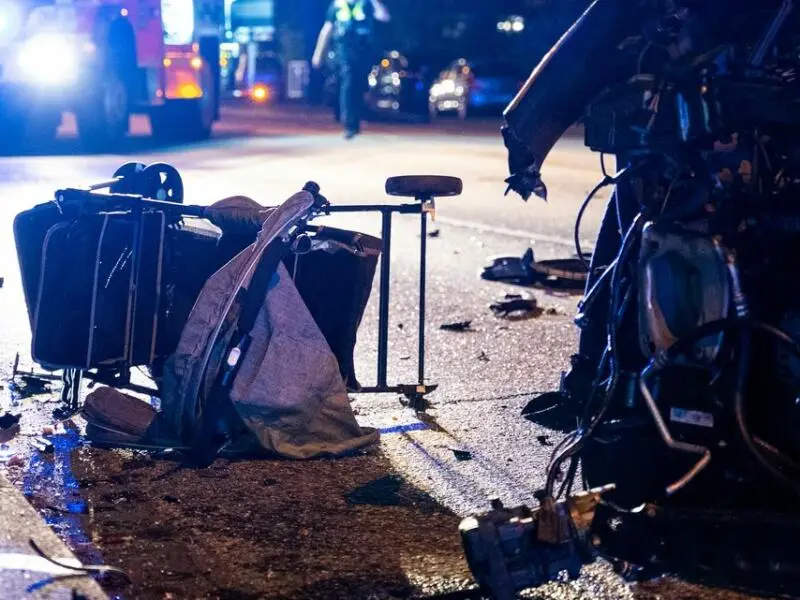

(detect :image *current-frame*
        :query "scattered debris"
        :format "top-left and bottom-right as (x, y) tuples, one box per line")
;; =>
(544, 305), (567, 316)
(6, 370), (52, 399)
(263, 478), (279, 487)
(537, 435), (554, 447)
(400, 355), (411, 361)
(398, 323), (404, 330)
(0, 413), (21, 444)
(6, 455), (25, 468)
(41, 426), (55, 436)
(0, 412), (21, 430)
(477, 351), (490, 362)
(450, 447), (473, 461)
(428, 229), (441, 238)
(439, 320), (473, 332)
(0, 276), (3, 288)
(162, 494), (181, 504)
(482, 248), (588, 291)
(31, 437), (55, 454)
(490, 293), (540, 319)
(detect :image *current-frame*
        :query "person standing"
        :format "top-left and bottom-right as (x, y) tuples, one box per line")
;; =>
(312, 0), (390, 139)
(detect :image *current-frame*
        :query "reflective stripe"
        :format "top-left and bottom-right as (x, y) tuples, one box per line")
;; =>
(334, 0), (366, 22)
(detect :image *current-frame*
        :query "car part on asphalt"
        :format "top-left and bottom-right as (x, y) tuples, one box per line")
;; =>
(489, 293), (538, 319)
(460, 487), (614, 600)
(482, 248), (589, 290)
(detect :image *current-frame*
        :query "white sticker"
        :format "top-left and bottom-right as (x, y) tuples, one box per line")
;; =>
(670, 407), (715, 428)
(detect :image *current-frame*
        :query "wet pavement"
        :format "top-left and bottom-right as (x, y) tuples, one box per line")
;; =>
(0, 106), (772, 599)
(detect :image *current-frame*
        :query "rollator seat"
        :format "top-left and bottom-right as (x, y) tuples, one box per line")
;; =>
(385, 175), (463, 199)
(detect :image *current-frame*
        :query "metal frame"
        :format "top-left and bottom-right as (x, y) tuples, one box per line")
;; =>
(39, 185), (438, 412)
(321, 199), (437, 409)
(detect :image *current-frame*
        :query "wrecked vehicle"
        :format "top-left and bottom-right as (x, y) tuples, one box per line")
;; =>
(462, 1), (800, 598)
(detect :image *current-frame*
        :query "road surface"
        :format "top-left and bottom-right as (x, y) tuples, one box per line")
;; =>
(0, 105), (758, 600)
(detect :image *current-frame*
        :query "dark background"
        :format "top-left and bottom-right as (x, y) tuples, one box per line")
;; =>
(274, 0), (588, 68)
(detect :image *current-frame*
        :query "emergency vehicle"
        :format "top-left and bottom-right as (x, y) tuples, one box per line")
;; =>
(0, 0), (224, 147)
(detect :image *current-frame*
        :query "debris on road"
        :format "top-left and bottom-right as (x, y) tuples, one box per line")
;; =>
(477, 351), (490, 362)
(536, 435), (554, 447)
(0, 412), (21, 444)
(490, 293), (540, 319)
(31, 437), (55, 454)
(0, 412), (21, 430)
(162, 494), (181, 504)
(482, 248), (588, 291)
(2, 453), (25, 467)
(16, 375), (51, 396)
(450, 447), (473, 461)
(440, 320), (473, 332)
(428, 229), (441, 238)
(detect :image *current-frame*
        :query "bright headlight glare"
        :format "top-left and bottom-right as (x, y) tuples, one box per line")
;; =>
(431, 80), (457, 98)
(17, 35), (79, 84)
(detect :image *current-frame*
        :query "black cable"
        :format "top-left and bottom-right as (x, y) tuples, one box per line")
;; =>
(574, 177), (614, 271)
(546, 214), (643, 496)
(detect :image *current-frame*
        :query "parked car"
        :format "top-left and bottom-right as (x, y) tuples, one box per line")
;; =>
(428, 58), (527, 119)
(365, 51), (432, 121)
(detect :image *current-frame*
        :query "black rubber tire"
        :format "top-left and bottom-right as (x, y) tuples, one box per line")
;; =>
(150, 65), (215, 142)
(76, 70), (130, 150)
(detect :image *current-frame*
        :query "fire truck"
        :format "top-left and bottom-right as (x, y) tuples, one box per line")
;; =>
(0, 0), (224, 148)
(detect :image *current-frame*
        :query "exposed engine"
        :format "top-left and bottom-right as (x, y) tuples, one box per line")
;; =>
(461, 1), (800, 598)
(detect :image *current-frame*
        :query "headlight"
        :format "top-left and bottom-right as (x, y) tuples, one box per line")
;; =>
(431, 79), (456, 97)
(17, 34), (79, 85)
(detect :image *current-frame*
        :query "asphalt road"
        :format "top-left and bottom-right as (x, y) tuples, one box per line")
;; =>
(0, 105), (759, 600)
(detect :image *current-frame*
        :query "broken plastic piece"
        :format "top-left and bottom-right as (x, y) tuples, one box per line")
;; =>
(490, 293), (538, 319)
(0, 413), (21, 430)
(31, 437), (54, 454)
(440, 320), (473, 332)
(451, 447), (473, 461)
(482, 248), (589, 290)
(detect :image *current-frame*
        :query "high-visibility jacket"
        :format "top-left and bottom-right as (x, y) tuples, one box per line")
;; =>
(332, 0), (373, 42)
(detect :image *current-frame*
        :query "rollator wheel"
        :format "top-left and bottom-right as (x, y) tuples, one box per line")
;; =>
(110, 162), (147, 194)
(141, 163), (184, 203)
